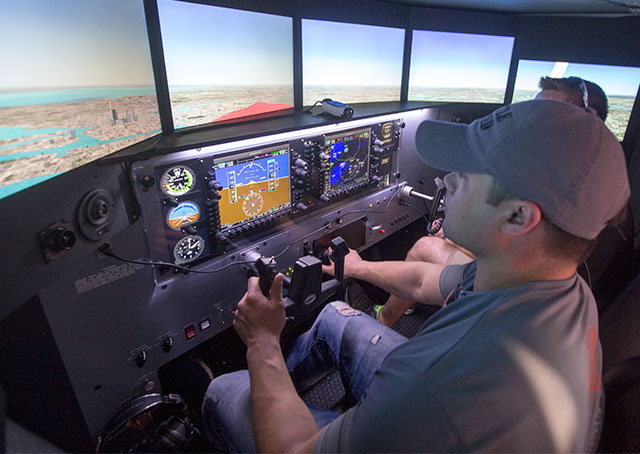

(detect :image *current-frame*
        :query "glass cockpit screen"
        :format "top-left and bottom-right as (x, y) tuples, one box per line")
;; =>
(322, 128), (371, 195)
(213, 145), (290, 228)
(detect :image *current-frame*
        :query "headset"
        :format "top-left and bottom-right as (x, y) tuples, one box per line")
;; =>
(96, 393), (197, 453)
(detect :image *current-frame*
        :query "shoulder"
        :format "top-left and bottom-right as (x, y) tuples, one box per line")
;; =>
(439, 261), (476, 298)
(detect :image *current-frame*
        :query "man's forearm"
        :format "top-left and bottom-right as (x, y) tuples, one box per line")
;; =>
(246, 339), (320, 453)
(351, 259), (445, 305)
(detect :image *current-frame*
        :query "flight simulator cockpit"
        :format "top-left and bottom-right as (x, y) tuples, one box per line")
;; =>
(1, 0), (640, 451)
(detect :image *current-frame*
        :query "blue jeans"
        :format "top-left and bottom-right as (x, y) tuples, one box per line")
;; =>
(202, 301), (408, 452)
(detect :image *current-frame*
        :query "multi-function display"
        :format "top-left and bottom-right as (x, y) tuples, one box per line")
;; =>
(322, 128), (371, 196)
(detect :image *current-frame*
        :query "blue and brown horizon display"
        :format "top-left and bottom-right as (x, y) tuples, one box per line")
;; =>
(513, 59), (640, 140)
(213, 145), (291, 228)
(0, 0), (160, 199)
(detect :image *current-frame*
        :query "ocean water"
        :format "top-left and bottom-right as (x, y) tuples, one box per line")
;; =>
(0, 128), (160, 162)
(0, 173), (62, 199)
(0, 86), (156, 108)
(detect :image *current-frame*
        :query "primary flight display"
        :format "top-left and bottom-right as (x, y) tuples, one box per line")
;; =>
(213, 145), (291, 228)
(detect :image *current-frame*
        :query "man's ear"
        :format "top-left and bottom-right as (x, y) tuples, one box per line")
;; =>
(500, 200), (542, 236)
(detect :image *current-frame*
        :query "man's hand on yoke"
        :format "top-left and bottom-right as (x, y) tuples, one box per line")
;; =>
(234, 274), (285, 347)
(321, 247), (364, 279)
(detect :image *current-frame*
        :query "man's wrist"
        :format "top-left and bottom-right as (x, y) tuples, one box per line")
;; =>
(244, 333), (281, 353)
(348, 258), (366, 280)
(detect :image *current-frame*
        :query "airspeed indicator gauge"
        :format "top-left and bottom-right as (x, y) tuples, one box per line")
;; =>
(174, 235), (205, 264)
(161, 166), (196, 196)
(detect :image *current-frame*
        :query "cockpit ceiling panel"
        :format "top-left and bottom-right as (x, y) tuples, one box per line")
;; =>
(381, 0), (635, 15)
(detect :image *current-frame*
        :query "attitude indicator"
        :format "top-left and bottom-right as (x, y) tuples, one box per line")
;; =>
(167, 201), (201, 230)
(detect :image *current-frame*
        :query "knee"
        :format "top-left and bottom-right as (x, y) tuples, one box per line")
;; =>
(201, 371), (254, 451)
(305, 301), (362, 342)
(202, 371), (250, 419)
(406, 236), (442, 262)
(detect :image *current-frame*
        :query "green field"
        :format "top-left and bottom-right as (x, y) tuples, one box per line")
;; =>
(514, 89), (634, 141)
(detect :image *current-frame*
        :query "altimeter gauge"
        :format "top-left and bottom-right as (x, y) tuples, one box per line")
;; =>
(174, 235), (205, 264)
(161, 166), (196, 196)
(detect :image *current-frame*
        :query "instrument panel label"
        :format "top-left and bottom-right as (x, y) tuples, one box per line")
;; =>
(74, 262), (144, 294)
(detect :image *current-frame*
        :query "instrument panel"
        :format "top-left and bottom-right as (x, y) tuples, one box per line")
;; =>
(0, 108), (443, 450)
(133, 119), (402, 277)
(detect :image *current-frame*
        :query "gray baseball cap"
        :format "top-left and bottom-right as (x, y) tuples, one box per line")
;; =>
(415, 100), (630, 240)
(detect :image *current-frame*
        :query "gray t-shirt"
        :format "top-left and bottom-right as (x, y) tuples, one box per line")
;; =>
(317, 262), (603, 452)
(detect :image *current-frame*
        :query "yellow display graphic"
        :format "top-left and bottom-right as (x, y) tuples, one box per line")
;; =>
(214, 149), (291, 227)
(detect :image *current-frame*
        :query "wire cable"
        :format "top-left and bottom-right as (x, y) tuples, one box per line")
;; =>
(101, 223), (334, 275)
(402, 200), (430, 226)
(304, 100), (322, 113)
(582, 260), (593, 290)
(102, 185), (407, 274)
(103, 249), (254, 274)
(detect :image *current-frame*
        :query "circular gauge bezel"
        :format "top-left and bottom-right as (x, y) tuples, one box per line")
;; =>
(242, 190), (264, 217)
(173, 235), (205, 264)
(160, 165), (196, 197)
(166, 201), (201, 231)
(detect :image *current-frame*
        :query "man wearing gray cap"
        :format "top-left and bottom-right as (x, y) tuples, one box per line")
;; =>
(376, 75), (613, 328)
(202, 100), (629, 452)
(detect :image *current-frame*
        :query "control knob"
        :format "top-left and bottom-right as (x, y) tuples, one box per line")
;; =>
(208, 180), (223, 191)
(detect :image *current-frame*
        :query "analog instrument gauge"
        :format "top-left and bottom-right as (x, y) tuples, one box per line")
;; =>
(167, 201), (201, 230)
(174, 235), (205, 264)
(242, 190), (264, 217)
(160, 166), (196, 196)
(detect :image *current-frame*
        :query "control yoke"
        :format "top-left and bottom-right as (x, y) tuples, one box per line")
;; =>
(246, 236), (351, 321)
(245, 251), (279, 297)
(399, 178), (446, 235)
(328, 237), (350, 282)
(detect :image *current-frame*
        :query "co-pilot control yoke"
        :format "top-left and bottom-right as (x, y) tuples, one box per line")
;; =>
(399, 178), (446, 235)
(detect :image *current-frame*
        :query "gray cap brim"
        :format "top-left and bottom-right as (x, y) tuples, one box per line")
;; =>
(412, 101), (630, 240)
(414, 120), (485, 174)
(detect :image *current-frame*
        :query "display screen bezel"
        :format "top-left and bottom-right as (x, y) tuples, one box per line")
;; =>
(212, 143), (292, 229)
